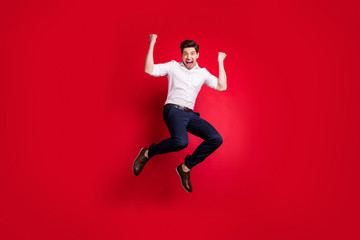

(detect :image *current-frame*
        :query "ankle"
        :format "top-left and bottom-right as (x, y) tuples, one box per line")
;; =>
(145, 149), (149, 158)
(182, 164), (190, 172)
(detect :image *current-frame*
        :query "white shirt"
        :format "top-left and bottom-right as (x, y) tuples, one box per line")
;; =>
(150, 60), (218, 110)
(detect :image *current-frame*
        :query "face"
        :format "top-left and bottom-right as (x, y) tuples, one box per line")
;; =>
(182, 47), (199, 70)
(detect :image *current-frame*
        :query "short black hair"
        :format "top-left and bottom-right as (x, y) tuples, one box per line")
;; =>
(180, 40), (199, 53)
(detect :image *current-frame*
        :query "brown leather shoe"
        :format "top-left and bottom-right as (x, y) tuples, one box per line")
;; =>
(176, 164), (192, 193)
(133, 148), (149, 176)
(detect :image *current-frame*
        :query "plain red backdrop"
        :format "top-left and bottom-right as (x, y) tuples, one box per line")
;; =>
(1, 0), (359, 239)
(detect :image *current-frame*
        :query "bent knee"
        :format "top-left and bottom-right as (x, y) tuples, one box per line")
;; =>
(172, 138), (189, 150)
(210, 134), (223, 146)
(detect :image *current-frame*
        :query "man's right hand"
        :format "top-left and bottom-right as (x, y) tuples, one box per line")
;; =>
(149, 34), (157, 44)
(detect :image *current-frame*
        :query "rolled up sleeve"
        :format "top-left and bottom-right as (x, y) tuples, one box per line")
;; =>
(203, 68), (218, 89)
(151, 61), (175, 77)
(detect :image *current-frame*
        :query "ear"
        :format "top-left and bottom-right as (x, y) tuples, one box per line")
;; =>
(196, 52), (199, 59)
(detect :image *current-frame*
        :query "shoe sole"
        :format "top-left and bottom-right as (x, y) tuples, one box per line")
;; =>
(133, 147), (144, 176)
(176, 167), (192, 193)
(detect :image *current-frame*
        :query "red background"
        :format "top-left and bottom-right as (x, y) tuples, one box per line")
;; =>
(1, 0), (359, 239)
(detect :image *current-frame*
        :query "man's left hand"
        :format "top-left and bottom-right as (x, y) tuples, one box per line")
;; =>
(218, 52), (227, 62)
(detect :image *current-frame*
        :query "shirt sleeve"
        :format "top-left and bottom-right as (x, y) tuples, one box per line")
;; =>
(203, 68), (218, 90)
(150, 61), (174, 77)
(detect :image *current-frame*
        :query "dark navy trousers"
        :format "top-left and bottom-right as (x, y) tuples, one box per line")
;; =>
(148, 104), (223, 169)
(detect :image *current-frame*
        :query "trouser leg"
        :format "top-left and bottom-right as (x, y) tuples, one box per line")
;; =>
(148, 105), (190, 159)
(184, 112), (223, 169)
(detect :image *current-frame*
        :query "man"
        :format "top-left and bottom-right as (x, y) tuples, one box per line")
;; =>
(133, 34), (227, 193)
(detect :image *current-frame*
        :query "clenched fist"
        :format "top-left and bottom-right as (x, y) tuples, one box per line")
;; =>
(149, 34), (158, 44)
(218, 52), (227, 62)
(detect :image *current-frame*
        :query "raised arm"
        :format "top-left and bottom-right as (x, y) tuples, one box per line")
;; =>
(216, 52), (227, 91)
(145, 34), (157, 75)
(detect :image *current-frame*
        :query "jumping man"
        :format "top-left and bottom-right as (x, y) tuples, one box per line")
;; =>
(133, 34), (227, 193)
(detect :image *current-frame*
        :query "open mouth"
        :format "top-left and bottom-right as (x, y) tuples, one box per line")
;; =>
(185, 60), (193, 68)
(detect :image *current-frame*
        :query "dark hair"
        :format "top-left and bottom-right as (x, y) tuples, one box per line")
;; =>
(180, 40), (199, 53)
